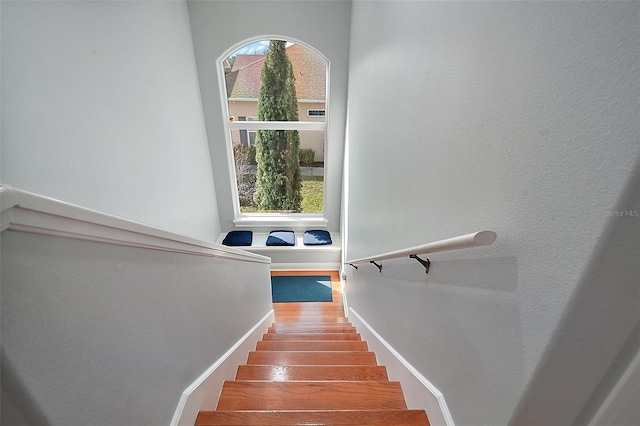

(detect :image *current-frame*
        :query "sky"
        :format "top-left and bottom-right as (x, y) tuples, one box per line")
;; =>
(231, 40), (270, 57)
(230, 40), (296, 58)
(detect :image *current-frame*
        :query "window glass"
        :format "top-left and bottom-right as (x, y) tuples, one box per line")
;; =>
(223, 40), (327, 215)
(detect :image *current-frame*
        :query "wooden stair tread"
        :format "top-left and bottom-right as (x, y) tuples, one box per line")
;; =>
(274, 316), (351, 323)
(216, 381), (407, 410)
(274, 309), (346, 316)
(274, 311), (346, 318)
(236, 365), (389, 381)
(195, 271), (429, 426)
(256, 340), (368, 352)
(261, 332), (362, 341)
(273, 306), (345, 312)
(273, 302), (344, 309)
(270, 320), (352, 326)
(268, 325), (357, 333)
(195, 409), (430, 425)
(247, 351), (378, 366)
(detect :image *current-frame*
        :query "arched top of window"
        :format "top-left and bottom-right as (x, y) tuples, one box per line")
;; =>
(218, 37), (330, 224)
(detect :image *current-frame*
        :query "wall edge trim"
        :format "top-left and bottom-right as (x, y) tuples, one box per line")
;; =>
(587, 345), (640, 426)
(170, 309), (275, 426)
(0, 185), (269, 264)
(349, 307), (455, 426)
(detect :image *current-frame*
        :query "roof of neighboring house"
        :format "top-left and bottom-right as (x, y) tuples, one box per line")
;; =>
(226, 44), (326, 102)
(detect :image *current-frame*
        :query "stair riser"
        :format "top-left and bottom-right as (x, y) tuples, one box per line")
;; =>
(235, 365), (389, 381)
(272, 316), (351, 323)
(261, 333), (362, 341)
(216, 397), (407, 411)
(268, 326), (357, 333)
(217, 381), (407, 411)
(196, 410), (429, 425)
(247, 351), (378, 366)
(256, 341), (368, 352)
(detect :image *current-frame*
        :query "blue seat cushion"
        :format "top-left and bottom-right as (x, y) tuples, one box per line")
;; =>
(266, 230), (295, 246)
(303, 230), (332, 245)
(222, 230), (253, 246)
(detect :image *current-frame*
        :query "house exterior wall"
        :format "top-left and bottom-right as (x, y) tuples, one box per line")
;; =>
(228, 101), (326, 162)
(298, 101), (327, 162)
(228, 101), (259, 147)
(344, 1), (639, 425)
(0, 0), (220, 241)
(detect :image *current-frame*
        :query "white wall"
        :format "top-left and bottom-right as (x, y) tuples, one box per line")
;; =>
(187, 0), (351, 232)
(344, 1), (639, 425)
(1, 0), (220, 240)
(1, 230), (272, 426)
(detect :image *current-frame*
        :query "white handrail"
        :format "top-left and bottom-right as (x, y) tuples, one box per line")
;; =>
(0, 185), (270, 264)
(346, 231), (497, 272)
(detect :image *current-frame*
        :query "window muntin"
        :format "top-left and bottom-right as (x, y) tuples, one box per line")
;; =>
(221, 39), (328, 216)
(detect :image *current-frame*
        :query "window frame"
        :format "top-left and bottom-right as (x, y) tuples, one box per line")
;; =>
(218, 36), (331, 228)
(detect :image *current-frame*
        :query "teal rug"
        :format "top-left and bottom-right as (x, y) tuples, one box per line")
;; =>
(271, 275), (333, 303)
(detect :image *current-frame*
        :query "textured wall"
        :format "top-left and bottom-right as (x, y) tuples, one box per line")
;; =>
(1, 231), (272, 425)
(344, 1), (639, 425)
(1, 0), (220, 240)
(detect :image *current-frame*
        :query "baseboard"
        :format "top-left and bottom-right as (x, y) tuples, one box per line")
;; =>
(271, 262), (341, 270)
(170, 310), (274, 426)
(588, 345), (640, 426)
(270, 262), (341, 271)
(348, 308), (455, 426)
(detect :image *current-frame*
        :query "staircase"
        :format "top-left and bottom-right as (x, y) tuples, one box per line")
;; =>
(195, 271), (430, 425)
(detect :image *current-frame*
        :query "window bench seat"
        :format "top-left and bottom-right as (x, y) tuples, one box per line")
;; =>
(216, 232), (341, 270)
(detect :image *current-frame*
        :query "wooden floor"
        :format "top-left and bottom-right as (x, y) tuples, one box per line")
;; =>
(195, 270), (430, 425)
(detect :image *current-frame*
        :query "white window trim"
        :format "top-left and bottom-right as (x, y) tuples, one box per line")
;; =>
(233, 213), (328, 230)
(228, 121), (325, 131)
(218, 36), (331, 227)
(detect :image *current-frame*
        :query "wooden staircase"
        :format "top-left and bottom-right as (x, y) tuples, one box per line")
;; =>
(195, 271), (430, 425)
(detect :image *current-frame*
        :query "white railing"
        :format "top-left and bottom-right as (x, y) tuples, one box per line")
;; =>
(0, 185), (270, 264)
(345, 231), (497, 273)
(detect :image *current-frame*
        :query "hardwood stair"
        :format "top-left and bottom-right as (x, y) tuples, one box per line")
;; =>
(195, 271), (430, 425)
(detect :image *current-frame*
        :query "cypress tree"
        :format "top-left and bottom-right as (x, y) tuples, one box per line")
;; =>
(253, 40), (302, 211)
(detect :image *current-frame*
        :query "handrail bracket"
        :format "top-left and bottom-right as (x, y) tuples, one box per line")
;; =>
(344, 230), (496, 274)
(410, 254), (431, 274)
(349, 263), (358, 270)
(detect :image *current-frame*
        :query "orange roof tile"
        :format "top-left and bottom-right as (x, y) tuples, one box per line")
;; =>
(226, 45), (326, 101)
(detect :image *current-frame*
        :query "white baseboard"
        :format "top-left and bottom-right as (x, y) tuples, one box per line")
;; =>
(588, 345), (640, 426)
(348, 308), (455, 426)
(270, 262), (340, 271)
(170, 310), (274, 426)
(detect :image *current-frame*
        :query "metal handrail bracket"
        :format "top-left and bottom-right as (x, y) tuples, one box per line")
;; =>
(345, 230), (497, 273)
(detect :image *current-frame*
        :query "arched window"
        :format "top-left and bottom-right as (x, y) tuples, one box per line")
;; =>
(219, 38), (328, 222)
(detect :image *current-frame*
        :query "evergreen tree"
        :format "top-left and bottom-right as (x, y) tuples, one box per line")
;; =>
(253, 40), (302, 211)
